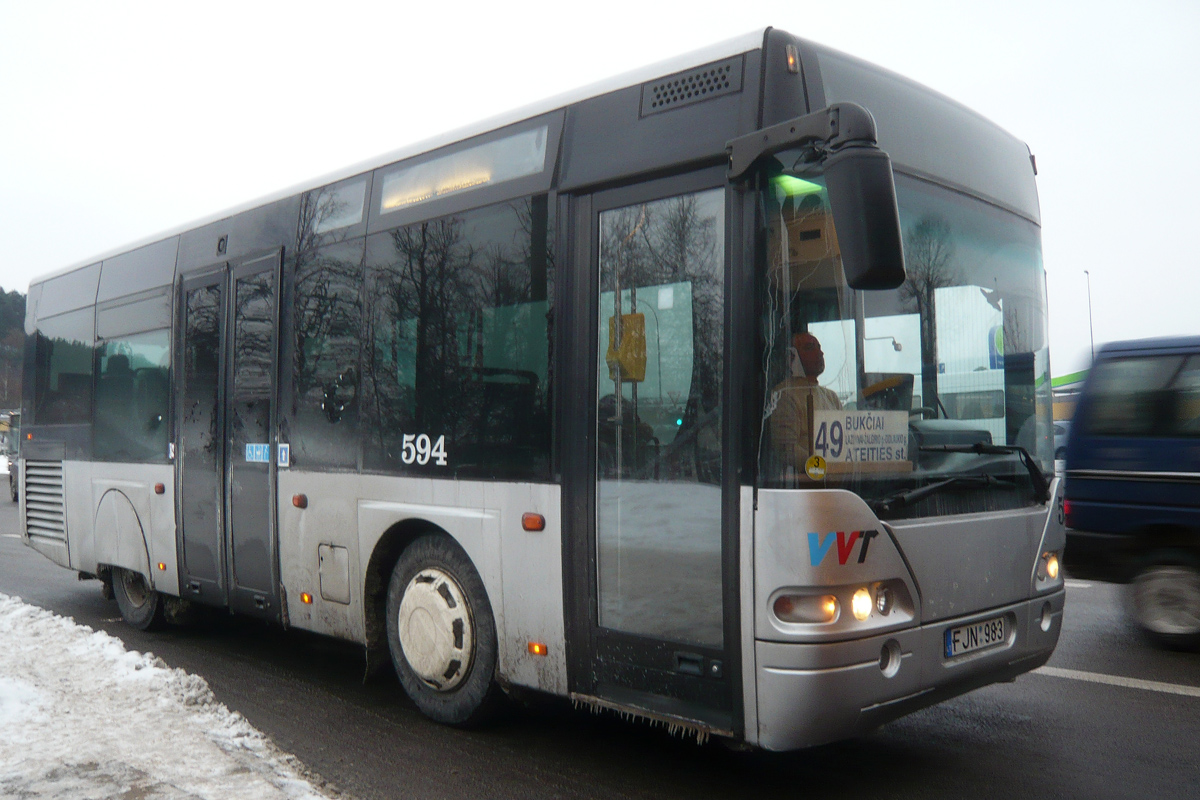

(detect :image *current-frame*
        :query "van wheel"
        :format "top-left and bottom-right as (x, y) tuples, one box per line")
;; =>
(385, 535), (502, 726)
(1132, 553), (1200, 651)
(112, 568), (167, 631)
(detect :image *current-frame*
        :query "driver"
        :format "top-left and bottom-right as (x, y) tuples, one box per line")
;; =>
(768, 331), (842, 471)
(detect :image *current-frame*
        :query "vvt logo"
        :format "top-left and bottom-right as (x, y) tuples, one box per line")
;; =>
(808, 530), (880, 566)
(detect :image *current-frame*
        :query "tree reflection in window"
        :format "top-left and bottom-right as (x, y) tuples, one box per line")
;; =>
(362, 196), (553, 479)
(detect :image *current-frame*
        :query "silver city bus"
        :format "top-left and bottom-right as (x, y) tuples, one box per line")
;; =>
(16, 28), (1063, 750)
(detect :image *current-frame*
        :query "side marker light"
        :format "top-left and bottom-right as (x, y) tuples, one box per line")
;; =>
(157, 562), (166, 571)
(785, 43), (800, 74)
(528, 642), (548, 656)
(300, 592), (313, 604)
(521, 513), (545, 532)
(292, 494), (308, 509)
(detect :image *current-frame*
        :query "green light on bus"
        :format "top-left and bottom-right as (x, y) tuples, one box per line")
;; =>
(676, 418), (683, 426)
(772, 174), (824, 197)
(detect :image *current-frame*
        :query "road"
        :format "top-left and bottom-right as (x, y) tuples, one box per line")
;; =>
(1, 500), (1197, 800)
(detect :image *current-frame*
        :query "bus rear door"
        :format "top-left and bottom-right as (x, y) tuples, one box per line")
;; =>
(175, 251), (281, 620)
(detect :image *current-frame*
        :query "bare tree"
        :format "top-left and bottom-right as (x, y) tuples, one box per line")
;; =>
(899, 215), (957, 415)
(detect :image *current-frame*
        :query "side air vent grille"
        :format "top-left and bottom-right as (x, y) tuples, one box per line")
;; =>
(640, 57), (744, 117)
(24, 460), (66, 542)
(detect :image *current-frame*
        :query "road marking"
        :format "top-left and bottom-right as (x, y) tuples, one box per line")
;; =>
(1064, 579), (1092, 589)
(1036, 666), (1200, 698)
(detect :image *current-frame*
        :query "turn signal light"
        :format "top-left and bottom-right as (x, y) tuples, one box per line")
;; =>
(157, 562), (166, 571)
(300, 592), (313, 604)
(528, 642), (548, 656)
(521, 513), (545, 532)
(773, 593), (838, 624)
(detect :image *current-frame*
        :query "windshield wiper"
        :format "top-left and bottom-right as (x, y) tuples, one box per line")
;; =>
(868, 474), (1018, 515)
(918, 442), (1051, 504)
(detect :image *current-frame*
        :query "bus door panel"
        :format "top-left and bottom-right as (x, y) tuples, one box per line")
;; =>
(177, 273), (227, 603)
(565, 171), (736, 733)
(225, 255), (281, 618)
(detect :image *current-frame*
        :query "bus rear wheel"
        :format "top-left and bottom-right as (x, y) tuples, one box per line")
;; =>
(385, 535), (502, 726)
(1132, 554), (1200, 651)
(112, 567), (167, 631)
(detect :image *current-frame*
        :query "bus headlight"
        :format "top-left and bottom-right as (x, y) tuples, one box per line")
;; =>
(1037, 551), (1062, 581)
(852, 588), (873, 621)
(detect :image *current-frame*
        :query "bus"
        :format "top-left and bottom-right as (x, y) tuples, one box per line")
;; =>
(16, 28), (1063, 750)
(1064, 336), (1200, 650)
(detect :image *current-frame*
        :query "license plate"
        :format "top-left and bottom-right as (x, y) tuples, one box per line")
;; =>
(944, 616), (1007, 658)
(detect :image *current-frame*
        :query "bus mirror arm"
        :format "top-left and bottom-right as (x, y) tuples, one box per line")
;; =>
(726, 102), (906, 291)
(726, 102), (880, 181)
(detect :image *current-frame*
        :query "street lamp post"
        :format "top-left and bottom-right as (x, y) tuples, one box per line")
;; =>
(1084, 269), (1095, 363)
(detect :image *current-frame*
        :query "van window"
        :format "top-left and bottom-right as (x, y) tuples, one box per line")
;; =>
(1086, 354), (1200, 437)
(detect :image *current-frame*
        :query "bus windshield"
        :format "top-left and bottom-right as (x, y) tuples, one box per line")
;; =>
(756, 166), (1052, 518)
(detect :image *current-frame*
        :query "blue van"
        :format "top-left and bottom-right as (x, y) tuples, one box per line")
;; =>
(1064, 336), (1200, 649)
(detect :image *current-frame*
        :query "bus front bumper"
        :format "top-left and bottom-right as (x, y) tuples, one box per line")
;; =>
(753, 589), (1065, 751)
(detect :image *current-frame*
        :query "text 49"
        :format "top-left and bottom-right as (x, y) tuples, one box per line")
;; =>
(814, 421), (844, 459)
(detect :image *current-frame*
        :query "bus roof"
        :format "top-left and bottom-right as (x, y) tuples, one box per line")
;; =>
(30, 28), (768, 289)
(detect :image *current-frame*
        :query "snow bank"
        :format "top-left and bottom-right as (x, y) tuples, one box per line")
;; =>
(0, 592), (340, 799)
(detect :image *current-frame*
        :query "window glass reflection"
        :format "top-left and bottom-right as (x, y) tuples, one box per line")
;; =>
(291, 238), (364, 469)
(33, 308), (95, 425)
(596, 187), (725, 648)
(757, 170), (1051, 515)
(362, 196), (553, 479)
(94, 329), (170, 461)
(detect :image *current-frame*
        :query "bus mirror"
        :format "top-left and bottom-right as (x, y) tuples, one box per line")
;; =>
(823, 145), (907, 290)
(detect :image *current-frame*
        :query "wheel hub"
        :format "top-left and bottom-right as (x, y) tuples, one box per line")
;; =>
(397, 568), (474, 691)
(121, 570), (151, 608)
(1135, 566), (1200, 635)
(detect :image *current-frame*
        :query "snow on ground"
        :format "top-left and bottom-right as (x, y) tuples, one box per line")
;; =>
(0, 592), (341, 800)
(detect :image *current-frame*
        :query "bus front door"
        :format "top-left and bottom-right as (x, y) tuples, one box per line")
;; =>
(565, 172), (737, 735)
(176, 252), (281, 620)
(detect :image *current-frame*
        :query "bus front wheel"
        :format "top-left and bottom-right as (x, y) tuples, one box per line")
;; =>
(112, 567), (167, 631)
(385, 535), (502, 726)
(1132, 553), (1200, 651)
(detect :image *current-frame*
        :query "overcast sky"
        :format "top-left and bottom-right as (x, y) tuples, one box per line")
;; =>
(2, 0), (1197, 377)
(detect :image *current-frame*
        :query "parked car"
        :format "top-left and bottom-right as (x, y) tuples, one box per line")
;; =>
(1064, 336), (1200, 650)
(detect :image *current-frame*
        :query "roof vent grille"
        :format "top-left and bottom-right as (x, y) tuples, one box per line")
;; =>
(640, 57), (744, 117)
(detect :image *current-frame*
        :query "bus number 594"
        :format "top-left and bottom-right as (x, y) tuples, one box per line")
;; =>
(401, 434), (448, 466)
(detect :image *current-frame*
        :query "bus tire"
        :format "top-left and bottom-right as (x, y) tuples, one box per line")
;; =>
(385, 534), (502, 726)
(112, 567), (167, 631)
(1132, 551), (1200, 651)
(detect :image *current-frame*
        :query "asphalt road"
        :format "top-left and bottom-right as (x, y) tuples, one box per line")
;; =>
(2, 500), (1198, 800)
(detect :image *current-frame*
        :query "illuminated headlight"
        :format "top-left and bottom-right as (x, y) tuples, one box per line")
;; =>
(1037, 551), (1062, 581)
(773, 593), (839, 624)
(852, 588), (873, 621)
